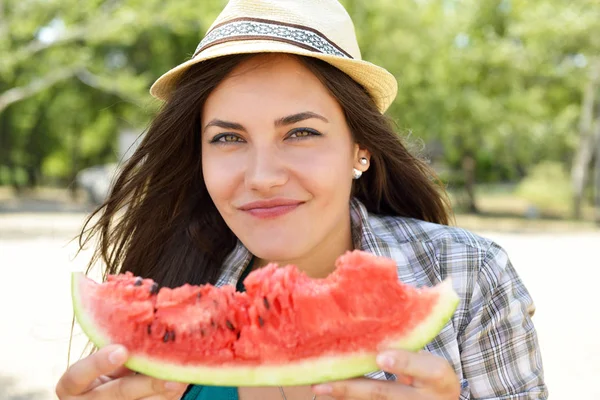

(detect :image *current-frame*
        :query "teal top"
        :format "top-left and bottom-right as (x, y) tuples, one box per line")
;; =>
(181, 260), (254, 400)
(182, 384), (237, 400)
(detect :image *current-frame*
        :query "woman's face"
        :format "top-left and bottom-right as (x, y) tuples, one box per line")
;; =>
(201, 54), (368, 267)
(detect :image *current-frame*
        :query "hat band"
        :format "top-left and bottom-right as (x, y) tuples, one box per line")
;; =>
(193, 17), (353, 60)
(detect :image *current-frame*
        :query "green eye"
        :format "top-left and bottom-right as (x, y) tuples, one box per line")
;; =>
(288, 128), (321, 139)
(291, 130), (311, 138)
(212, 134), (244, 143)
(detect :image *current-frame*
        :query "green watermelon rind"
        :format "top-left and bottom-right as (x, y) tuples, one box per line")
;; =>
(71, 272), (459, 386)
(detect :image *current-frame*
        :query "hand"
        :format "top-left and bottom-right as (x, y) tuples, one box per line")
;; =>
(311, 349), (460, 399)
(56, 344), (188, 400)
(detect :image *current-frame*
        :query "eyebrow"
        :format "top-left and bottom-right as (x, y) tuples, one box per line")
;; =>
(204, 119), (246, 132)
(275, 111), (329, 126)
(204, 112), (329, 132)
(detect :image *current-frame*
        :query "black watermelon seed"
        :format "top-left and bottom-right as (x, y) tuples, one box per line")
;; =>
(163, 332), (170, 342)
(236, 332), (241, 340)
(147, 325), (152, 335)
(134, 277), (143, 286)
(171, 331), (176, 341)
(226, 320), (235, 331)
(149, 283), (159, 295)
(210, 319), (216, 327)
(263, 297), (270, 310)
(200, 329), (205, 337)
(258, 316), (264, 327)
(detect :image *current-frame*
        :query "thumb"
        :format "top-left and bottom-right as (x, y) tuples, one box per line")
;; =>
(107, 366), (136, 379)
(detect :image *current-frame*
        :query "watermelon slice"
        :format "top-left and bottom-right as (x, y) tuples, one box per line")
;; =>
(71, 250), (459, 386)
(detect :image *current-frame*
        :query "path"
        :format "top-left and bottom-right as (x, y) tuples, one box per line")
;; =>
(0, 211), (596, 399)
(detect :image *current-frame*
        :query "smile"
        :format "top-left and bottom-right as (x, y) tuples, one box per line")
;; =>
(238, 199), (304, 219)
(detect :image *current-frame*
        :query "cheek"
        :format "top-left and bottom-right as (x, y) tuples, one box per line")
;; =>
(202, 151), (244, 208)
(292, 145), (354, 196)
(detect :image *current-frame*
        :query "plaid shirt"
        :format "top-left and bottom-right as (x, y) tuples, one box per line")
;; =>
(216, 198), (548, 399)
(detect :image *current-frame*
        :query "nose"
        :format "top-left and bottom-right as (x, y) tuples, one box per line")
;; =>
(244, 146), (288, 193)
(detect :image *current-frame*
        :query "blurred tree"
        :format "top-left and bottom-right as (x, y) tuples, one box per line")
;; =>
(512, 0), (600, 219)
(342, 0), (598, 214)
(0, 0), (597, 219)
(0, 0), (226, 190)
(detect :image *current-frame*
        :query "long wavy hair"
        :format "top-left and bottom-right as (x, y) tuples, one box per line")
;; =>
(78, 53), (452, 289)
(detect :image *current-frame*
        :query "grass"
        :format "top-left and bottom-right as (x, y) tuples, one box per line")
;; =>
(0, 186), (87, 203)
(449, 184), (598, 233)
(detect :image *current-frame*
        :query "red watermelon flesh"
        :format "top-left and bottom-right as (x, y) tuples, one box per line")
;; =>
(72, 250), (459, 386)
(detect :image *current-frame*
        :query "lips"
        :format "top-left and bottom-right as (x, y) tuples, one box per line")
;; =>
(238, 198), (304, 219)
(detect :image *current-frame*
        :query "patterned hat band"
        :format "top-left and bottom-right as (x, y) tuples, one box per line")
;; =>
(193, 17), (354, 60)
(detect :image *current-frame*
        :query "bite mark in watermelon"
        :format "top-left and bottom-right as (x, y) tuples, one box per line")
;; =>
(71, 250), (459, 386)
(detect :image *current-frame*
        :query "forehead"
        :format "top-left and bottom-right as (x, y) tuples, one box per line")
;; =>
(202, 54), (341, 118)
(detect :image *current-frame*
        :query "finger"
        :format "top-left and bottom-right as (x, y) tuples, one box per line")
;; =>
(162, 381), (188, 399)
(87, 375), (187, 400)
(395, 373), (414, 386)
(376, 349), (457, 390)
(107, 366), (136, 379)
(313, 378), (415, 399)
(138, 396), (169, 400)
(56, 344), (129, 398)
(139, 384), (188, 400)
(90, 367), (136, 390)
(138, 395), (179, 400)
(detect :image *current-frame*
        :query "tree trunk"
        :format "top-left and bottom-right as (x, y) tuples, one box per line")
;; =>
(24, 100), (50, 188)
(594, 118), (600, 226)
(572, 58), (600, 219)
(0, 106), (20, 191)
(69, 127), (82, 201)
(0, 104), (8, 166)
(462, 154), (479, 213)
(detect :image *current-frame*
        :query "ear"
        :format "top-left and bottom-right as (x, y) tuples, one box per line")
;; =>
(353, 145), (371, 173)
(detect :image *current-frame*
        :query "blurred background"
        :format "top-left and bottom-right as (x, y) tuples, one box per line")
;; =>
(0, 0), (598, 399)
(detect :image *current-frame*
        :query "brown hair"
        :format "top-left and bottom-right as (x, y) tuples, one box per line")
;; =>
(78, 53), (452, 290)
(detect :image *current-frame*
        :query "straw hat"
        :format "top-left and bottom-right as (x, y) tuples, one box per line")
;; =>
(149, 0), (398, 113)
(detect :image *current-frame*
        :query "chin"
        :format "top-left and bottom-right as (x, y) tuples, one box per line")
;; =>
(236, 226), (308, 262)
(245, 243), (306, 265)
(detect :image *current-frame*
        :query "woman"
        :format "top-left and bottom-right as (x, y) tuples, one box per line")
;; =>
(56, 0), (548, 399)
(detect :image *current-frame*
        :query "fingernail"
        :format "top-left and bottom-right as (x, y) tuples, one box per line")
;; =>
(164, 381), (182, 391)
(312, 384), (332, 394)
(108, 347), (127, 365)
(376, 354), (395, 370)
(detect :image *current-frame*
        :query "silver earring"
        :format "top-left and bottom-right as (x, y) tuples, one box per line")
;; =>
(353, 168), (363, 179)
(359, 157), (368, 166)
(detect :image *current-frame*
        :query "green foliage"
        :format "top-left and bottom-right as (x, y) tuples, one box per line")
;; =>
(515, 161), (574, 212)
(0, 0), (596, 202)
(42, 150), (71, 179)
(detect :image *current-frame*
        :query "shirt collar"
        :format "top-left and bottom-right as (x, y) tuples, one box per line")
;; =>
(349, 197), (393, 259)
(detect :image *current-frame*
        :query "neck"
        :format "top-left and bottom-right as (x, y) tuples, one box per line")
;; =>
(254, 214), (354, 279)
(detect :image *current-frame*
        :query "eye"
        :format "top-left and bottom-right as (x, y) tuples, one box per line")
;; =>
(287, 128), (322, 140)
(210, 133), (245, 144)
